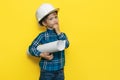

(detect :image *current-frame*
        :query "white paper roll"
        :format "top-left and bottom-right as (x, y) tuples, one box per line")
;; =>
(37, 40), (66, 53)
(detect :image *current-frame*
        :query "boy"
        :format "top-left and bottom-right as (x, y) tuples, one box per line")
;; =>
(28, 3), (70, 80)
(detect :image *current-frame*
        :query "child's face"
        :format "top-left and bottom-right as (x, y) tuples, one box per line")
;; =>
(43, 12), (59, 29)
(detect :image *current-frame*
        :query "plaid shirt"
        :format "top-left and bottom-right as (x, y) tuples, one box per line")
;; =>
(28, 29), (70, 71)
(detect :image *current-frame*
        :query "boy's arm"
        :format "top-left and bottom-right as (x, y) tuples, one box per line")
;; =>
(28, 34), (54, 60)
(53, 24), (70, 49)
(57, 33), (70, 48)
(28, 34), (43, 57)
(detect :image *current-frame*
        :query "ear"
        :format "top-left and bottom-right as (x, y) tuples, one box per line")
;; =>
(42, 21), (47, 26)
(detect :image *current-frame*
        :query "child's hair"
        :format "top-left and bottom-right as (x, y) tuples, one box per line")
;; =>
(39, 15), (48, 26)
(39, 11), (58, 26)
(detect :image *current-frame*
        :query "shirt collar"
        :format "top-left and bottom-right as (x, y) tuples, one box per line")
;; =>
(47, 28), (55, 33)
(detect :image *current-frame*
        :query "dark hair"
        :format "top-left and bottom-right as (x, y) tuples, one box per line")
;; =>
(39, 15), (48, 26)
(39, 11), (58, 26)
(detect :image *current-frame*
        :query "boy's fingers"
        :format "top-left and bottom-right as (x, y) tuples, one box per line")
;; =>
(40, 52), (53, 60)
(46, 55), (53, 60)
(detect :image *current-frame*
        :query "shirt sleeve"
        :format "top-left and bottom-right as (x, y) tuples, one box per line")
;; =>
(57, 32), (70, 48)
(28, 34), (43, 57)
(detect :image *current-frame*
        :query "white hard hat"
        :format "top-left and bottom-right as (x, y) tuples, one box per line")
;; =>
(36, 3), (59, 26)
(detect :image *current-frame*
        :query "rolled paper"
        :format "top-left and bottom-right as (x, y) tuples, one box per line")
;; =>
(37, 40), (66, 53)
(27, 48), (31, 55)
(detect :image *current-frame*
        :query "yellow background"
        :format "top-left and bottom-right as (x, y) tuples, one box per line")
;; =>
(0, 0), (120, 80)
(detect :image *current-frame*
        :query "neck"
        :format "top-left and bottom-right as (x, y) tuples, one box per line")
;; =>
(47, 27), (54, 30)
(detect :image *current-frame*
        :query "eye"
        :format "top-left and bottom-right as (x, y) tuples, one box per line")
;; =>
(49, 17), (53, 20)
(55, 16), (58, 19)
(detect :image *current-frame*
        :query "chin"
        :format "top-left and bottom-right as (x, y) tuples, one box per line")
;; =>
(47, 27), (54, 29)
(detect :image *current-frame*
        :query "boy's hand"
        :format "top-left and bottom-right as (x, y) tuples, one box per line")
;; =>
(53, 24), (61, 35)
(40, 52), (53, 60)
